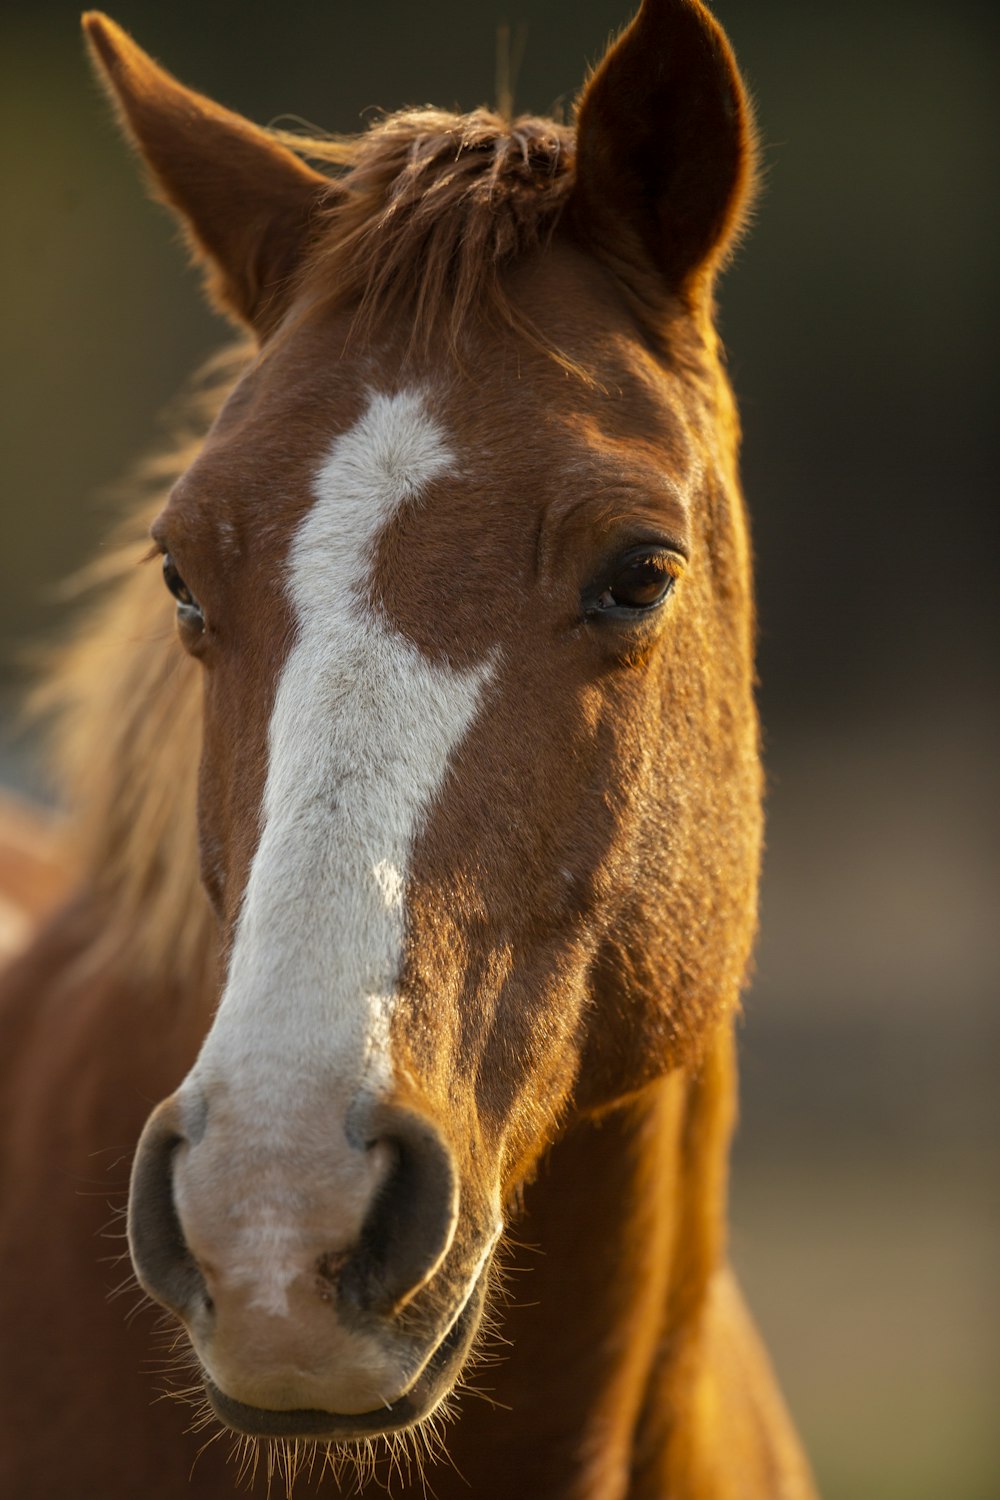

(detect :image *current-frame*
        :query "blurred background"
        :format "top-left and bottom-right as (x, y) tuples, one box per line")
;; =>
(2, 1), (997, 1495)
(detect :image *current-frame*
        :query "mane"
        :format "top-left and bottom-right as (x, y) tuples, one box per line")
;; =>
(41, 106), (578, 982)
(280, 107), (575, 356)
(37, 346), (250, 985)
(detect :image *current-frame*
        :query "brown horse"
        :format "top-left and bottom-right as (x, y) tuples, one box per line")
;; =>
(0, 4), (818, 1496)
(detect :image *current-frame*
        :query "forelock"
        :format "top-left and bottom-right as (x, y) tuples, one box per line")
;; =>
(277, 107), (576, 353)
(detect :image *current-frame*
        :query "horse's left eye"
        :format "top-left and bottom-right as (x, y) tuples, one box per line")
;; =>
(162, 553), (204, 629)
(586, 549), (679, 619)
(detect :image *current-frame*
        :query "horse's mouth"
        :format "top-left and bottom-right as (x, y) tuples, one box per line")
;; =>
(201, 1264), (487, 1443)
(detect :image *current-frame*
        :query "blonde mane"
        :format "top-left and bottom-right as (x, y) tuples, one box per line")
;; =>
(42, 106), (580, 982)
(40, 349), (248, 985)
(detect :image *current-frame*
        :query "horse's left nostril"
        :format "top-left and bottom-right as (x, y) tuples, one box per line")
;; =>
(338, 1105), (459, 1319)
(128, 1098), (210, 1321)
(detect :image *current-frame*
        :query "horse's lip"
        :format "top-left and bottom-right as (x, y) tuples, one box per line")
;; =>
(201, 1263), (487, 1442)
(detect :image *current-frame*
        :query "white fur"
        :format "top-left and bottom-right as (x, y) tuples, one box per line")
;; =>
(177, 390), (491, 1308)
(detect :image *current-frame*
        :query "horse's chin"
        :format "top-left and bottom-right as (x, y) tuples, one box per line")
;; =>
(201, 1266), (486, 1444)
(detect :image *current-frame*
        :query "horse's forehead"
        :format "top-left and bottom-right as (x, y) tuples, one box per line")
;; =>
(170, 295), (696, 578)
(213, 363), (679, 513)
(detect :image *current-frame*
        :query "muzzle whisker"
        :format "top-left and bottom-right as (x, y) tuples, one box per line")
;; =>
(190, 1422), (228, 1476)
(105, 1268), (140, 1302)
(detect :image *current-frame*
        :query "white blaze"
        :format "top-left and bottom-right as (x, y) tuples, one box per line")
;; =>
(179, 390), (490, 1302)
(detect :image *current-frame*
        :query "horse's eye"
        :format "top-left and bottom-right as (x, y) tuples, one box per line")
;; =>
(586, 549), (679, 619)
(162, 553), (194, 606)
(162, 553), (204, 629)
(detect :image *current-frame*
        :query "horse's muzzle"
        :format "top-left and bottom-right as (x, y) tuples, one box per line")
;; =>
(126, 1089), (476, 1423)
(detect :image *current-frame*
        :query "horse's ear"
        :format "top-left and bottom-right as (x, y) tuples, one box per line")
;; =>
(571, 0), (755, 311)
(82, 12), (332, 336)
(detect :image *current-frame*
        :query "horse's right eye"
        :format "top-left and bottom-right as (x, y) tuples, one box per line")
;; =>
(162, 553), (205, 633)
(162, 554), (194, 605)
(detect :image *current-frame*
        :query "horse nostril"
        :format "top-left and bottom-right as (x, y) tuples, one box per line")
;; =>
(128, 1099), (210, 1322)
(338, 1106), (458, 1319)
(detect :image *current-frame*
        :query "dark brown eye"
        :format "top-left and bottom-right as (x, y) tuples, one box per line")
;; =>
(585, 548), (679, 620)
(162, 553), (204, 630)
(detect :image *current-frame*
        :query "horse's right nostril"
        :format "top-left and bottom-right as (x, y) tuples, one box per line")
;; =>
(339, 1106), (459, 1320)
(128, 1100), (209, 1320)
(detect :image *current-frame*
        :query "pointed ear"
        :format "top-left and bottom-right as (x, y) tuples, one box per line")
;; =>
(571, 0), (755, 312)
(82, 12), (332, 336)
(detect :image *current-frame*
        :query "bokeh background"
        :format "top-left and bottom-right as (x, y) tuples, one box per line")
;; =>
(2, 2), (997, 1495)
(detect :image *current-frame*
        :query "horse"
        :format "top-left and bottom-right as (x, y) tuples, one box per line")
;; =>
(0, 3), (818, 1495)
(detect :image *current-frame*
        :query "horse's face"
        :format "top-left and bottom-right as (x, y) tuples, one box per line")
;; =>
(95, 0), (759, 1443)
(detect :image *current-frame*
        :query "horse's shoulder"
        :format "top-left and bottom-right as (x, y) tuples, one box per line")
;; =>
(693, 1265), (819, 1500)
(0, 791), (70, 964)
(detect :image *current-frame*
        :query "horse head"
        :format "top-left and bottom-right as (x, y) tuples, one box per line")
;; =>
(84, 0), (761, 1444)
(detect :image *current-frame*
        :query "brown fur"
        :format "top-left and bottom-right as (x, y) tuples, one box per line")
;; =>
(0, 5), (817, 1496)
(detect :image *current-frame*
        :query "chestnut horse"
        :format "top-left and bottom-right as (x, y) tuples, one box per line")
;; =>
(0, 4), (817, 1496)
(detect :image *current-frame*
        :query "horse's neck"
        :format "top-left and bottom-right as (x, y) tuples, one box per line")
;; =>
(444, 1031), (736, 1500)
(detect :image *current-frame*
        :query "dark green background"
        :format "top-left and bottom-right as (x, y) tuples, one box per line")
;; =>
(2, 4), (997, 1496)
